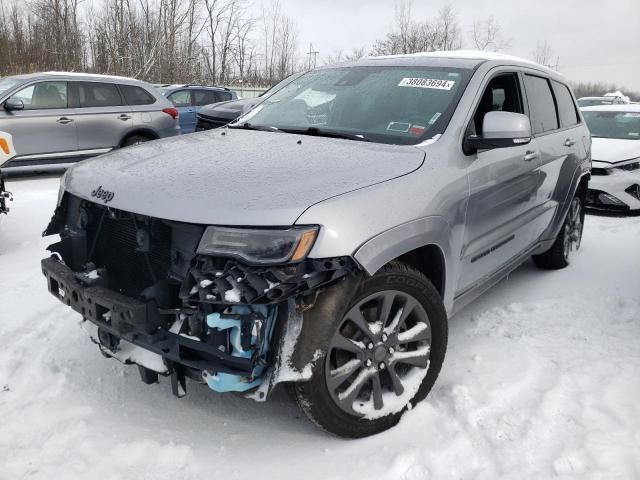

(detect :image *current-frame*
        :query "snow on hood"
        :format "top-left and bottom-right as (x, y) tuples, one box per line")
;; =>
(64, 129), (424, 225)
(591, 137), (640, 164)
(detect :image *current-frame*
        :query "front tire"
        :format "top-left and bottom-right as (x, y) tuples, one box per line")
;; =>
(533, 193), (584, 270)
(292, 261), (448, 438)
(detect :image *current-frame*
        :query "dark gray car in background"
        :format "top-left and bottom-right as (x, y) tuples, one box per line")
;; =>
(42, 51), (590, 438)
(196, 72), (305, 131)
(0, 72), (180, 173)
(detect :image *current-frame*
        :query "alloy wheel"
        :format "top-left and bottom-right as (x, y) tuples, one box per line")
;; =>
(563, 196), (583, 260)
(324, 290), (432, 418)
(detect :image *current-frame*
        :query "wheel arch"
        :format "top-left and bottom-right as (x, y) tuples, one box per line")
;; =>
(119, 129), (159, 147)
(353, 216), (453, 309)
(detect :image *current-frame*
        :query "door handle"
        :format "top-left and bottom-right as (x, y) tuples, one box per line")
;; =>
(118, 114), (132, 121)
(57, 117), (73, 124)
(564, 138), (575, 147)
(523, 150), (539, 162)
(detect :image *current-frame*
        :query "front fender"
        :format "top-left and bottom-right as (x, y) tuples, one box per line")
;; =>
(354, 215), (455, 312)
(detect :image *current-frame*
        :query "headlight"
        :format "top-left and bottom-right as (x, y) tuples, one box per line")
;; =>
(197, 226), (319, 264)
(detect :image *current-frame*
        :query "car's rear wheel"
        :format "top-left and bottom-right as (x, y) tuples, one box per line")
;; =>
(122, 135), (151, 147)
(292, 262), (447, 438)
(533, 193), (584, 270)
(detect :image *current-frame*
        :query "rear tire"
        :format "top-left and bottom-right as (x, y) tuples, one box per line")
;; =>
(292, 261), (448, 438)
(122, 135), (151, 147)
(533, 193), (584, 270)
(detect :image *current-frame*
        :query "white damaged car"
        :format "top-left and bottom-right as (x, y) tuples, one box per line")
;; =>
(582, 105), (640, 213)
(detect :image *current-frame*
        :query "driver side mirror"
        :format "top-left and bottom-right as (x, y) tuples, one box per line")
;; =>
(4, 97), (24, 111)
(464, 111), (532, 154)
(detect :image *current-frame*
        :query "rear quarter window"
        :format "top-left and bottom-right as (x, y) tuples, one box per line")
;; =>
(524, 74), (559, 134)
(119, 84), (156, 105)
(78, 82), (123, 108)
(553, 81), (580, 128)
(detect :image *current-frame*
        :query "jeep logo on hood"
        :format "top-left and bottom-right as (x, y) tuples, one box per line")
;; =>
(91, 185), (114, 203)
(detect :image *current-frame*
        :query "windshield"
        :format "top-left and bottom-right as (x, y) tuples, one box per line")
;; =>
(260, 72), (305, 98)
(235, 66), (471, 145)
(0, 77), (23, 97)
(583, 110), (640, 140)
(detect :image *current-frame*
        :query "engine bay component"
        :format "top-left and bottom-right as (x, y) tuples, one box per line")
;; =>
(202, 305), (277, 393)
(183, 255), (358, 305)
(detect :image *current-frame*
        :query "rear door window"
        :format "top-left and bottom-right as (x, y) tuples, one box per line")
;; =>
(12, 81), (68, 109)
(552, 81), (580, 128)
(120, 84), (157, 105)
(168, 90), (192, 107)
(77, 82), (123, 108)
(193, 89), (218, 106)
(215, 91), (233, 102)
(524, 74), (559, 134)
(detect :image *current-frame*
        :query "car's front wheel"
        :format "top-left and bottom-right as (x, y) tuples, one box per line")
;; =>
(533, 193), (584, 270)
(292, 262), (448, 438)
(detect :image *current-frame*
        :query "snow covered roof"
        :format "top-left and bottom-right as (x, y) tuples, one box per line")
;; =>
(369, 49), (544, 67)
(358, 49), (565, 79)
(9, 71), (143, 83)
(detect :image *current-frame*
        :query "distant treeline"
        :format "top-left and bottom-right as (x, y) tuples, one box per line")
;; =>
(0, 0), (636, 98)
(570, 82), (639, 102)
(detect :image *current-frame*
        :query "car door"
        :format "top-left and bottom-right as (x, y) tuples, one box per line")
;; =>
(526, 76), (587, 241)
(167, 89), (195, 133)
(458, 71), (542, 293)
(72, 81), (133, 152)
(2, 80), (78, 161)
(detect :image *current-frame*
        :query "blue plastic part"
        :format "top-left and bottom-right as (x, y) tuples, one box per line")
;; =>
(205, 305), (276, 393)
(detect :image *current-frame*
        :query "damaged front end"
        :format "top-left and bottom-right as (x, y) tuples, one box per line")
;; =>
(42, 193), (360, 399)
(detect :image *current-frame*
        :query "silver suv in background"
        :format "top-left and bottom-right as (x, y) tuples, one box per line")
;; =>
(0, 72), (180, 173)
(42, 52), (590, 438)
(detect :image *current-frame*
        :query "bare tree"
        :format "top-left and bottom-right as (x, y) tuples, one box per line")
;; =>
(370, 2), (462, 56)
(435, 5), (461, 51)
(533, 40), (559, 69)
(469, 16), (511, 51)
(0, 0), (297, 87)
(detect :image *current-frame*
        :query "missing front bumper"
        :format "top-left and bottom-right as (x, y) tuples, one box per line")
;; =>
(42, 256), (259, 378)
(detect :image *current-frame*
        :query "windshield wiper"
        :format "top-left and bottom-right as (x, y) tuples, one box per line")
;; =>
(228, 122), (279, 132)
(280, 127), (369, 142)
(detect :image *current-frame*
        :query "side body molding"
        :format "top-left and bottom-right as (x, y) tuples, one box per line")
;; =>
(354, 215), (455, 313)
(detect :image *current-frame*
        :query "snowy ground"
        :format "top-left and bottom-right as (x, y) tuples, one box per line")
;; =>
(1, 176), (639, 480)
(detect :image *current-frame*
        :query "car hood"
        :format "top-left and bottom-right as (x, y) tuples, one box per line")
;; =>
(64, 130), (425, 225)
(199, 98), (261, 119)
(591, 137), (640, 164)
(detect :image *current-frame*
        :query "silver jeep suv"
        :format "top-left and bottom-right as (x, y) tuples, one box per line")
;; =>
(0, 72), (180, 173)
(42, 52), (590, 437)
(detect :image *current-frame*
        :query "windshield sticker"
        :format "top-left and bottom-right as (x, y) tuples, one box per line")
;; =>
(623, 113), (640, 118)
(428, 112), (442, 125)
(629, 132), (639, 137)
(409, 125), (426, 136)
(398, 78), (455, 90)
(387, 122), (411, 133)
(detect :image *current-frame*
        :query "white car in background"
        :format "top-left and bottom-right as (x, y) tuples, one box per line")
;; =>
(577, 95), (628, 108)
(581, 104), (640, 213)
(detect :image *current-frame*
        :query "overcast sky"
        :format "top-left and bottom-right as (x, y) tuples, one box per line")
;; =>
(277, 0), (640, 92)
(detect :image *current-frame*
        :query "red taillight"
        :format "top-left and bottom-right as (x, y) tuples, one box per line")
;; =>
(162, 107), (179, 119)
